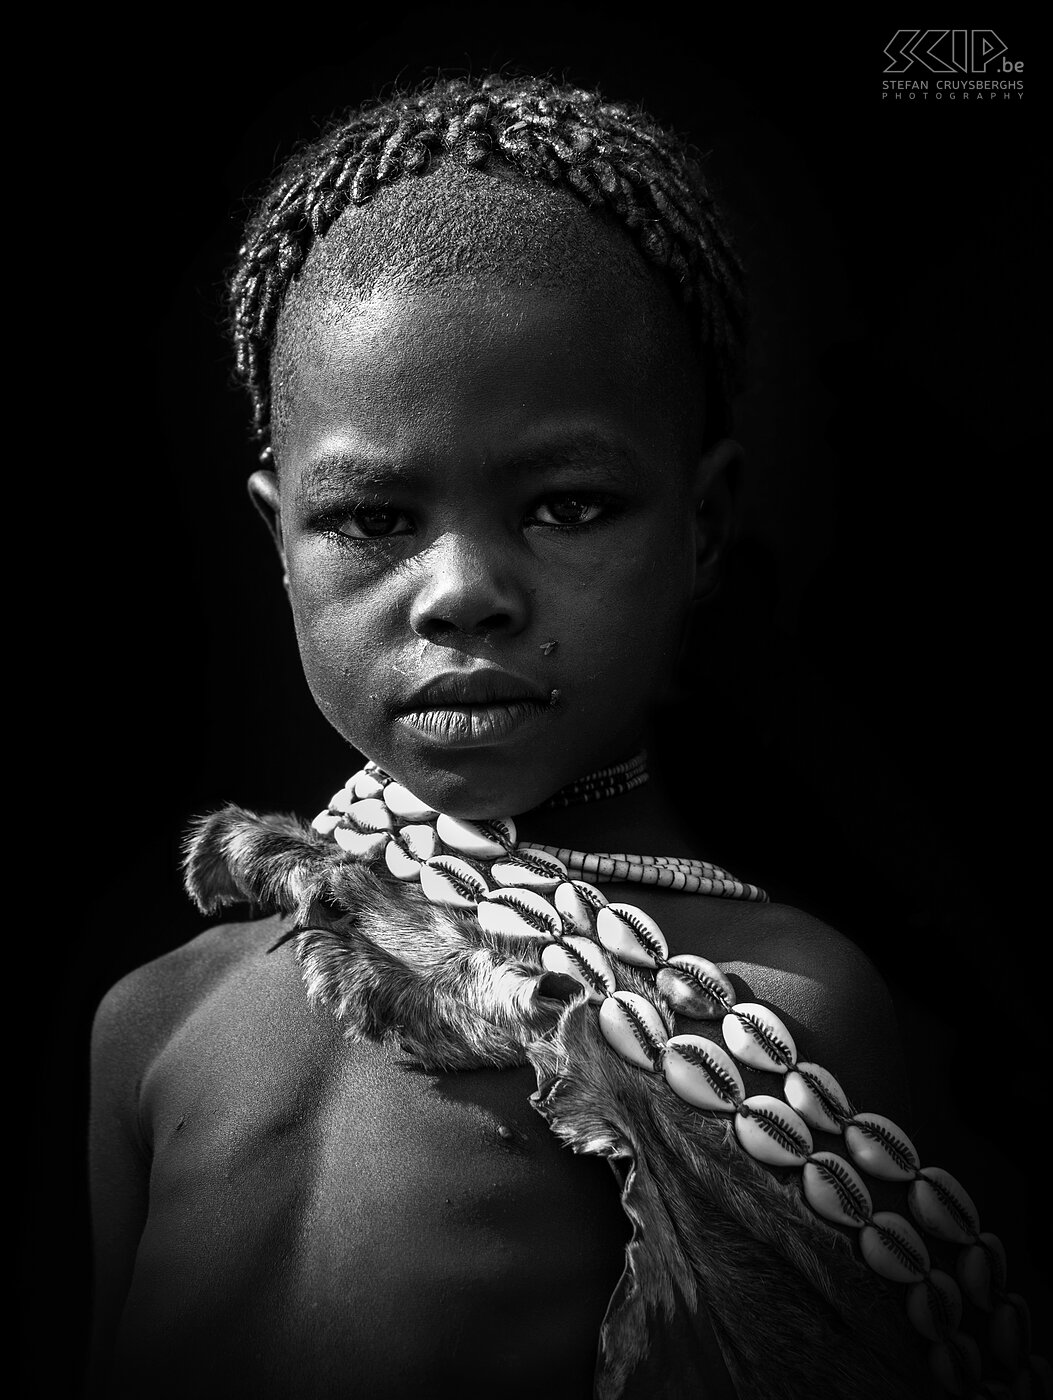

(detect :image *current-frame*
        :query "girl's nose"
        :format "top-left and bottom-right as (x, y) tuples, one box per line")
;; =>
(408, 531), (529, 641)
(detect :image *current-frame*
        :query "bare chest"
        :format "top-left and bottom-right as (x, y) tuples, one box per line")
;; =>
(116, 943), (628, 1399)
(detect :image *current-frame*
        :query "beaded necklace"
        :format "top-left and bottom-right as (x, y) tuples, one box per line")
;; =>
(309, 762), (1045, 1399)
(444, 748), (766, 898)
(541, 749), (650, 807)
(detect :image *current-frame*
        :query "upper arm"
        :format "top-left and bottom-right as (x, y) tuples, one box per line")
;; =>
(88, 974), (151, 1388)
(85, 919), (269, 1388)
(86, 970), (157, 1391)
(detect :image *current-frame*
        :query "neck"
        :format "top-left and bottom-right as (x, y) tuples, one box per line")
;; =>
(514, 767), (697, 856)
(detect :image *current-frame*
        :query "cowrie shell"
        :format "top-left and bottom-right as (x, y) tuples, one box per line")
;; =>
(552, 881), (594, 933)
(844, 1113), (919, 1181)
(785, 1062), (852, 1133)
(859, 1211), (930, 1283)
(908, 1167), (979, 1244)
(970, 1384), (1012, 1400)
(596, 903), (669, 968)
(384, 839), (421, 881)
(990, 1296), (1030, 1372)
(956, 1233), (1006, 1311)
(734, 1095), (812, 1167)
(928, 1332), (981, 1396)
(382, 781), (437, 820)
(400, 824), (439, 861)
(477, 888), (561, 941)
(312, 810), (343, 836)
(352, 770), (385, 799)
(328, 788), (354, 814)
(436, 813), (515, 858)
(573, 880), (608, 911)
(540, 936), (616, 1003)
(664, 1034), (743, 1111)
(346, 798), (394, 832)
(1027, 1355), (1053, 1397)
(656, 954), (735, 1019)
(906, 1269), (962, 1342)
(334, 826), (388, 859)
(802, 1152), (873, 1228)
(722, 1003), (797, 1073)
(491, 850), (569, 891)
(419, 855), (488, 908)
(598, 991), (668, 1071)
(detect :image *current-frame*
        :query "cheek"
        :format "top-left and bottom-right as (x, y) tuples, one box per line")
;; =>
(286, 541), (389, 649)
(545, 528), (693, 659)
(285, 574), (389, 729)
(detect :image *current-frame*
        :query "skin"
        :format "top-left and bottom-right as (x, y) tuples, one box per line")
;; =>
(89, 269), (916, 1398)
(252, 280), (730, 820)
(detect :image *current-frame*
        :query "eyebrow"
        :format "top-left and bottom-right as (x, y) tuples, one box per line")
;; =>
(295, 455), (416, 506)
(503, 432), (642, 479)
(295, 431), (642, 505)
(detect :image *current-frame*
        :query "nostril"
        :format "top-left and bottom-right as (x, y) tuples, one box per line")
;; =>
(418, 610), (513, 641)
(477, 612), (513, 633)
(422, 617), (458, 638)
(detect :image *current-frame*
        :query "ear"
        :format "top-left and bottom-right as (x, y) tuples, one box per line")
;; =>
(247, 469), (289, 585)
(691, 438), (742, 602)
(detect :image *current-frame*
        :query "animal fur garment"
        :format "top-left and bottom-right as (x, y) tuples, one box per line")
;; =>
(185, 806), (932, 1400)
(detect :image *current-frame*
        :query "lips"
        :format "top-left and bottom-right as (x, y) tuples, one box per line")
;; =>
(394, 669), (555, 746)
(397, 669), (551, 712)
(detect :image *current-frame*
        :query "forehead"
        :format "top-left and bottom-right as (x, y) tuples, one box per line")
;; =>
(268, 162), (703, 464)
(271, 281), (700, 478)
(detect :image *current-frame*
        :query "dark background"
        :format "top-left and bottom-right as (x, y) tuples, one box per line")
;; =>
(27, 10), (1046, 1396)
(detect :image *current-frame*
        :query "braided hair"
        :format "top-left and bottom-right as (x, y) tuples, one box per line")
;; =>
(230, 73), (746, 461)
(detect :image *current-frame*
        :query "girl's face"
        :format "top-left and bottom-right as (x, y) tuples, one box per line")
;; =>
(256, 281), (723, 818)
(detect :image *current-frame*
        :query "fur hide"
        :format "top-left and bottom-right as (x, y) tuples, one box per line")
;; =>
(185, 806), (932, 1400)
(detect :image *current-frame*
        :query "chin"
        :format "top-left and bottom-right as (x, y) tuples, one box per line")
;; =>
(385, 755), (558, 821)
(427, 777), (549, 822)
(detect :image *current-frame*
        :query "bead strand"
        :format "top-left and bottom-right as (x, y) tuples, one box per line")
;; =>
(520, 843), (767, 901)
(542, 750), (650, 808)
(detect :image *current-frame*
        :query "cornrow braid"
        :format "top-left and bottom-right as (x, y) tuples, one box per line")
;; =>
(230, 73), (746, 460)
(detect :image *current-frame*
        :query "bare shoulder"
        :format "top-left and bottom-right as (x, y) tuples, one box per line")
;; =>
(644, 892), (912, 1126)
(722, 901), (911, 1125)
(705, 899), (896, 1024)
(91, 914), (290, 1100)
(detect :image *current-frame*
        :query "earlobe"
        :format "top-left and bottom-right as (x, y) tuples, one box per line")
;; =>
(247, 470), (288, 578)
(692, 438), (742, 602)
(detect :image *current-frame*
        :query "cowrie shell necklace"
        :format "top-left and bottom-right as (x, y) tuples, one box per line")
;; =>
(312, 763), (1048, 1398)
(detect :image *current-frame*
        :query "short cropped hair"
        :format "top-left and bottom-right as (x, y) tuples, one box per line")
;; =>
(230, 72), (746, 459)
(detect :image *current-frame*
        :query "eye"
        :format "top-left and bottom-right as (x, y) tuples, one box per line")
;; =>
(334, 505), (413, 539)
(530, 495), (607, 527)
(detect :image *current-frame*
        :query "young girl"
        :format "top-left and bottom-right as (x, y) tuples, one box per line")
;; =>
(88, 74), (1048, 1399)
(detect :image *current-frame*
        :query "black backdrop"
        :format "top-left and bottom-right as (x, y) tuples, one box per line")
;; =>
(28, 10), (1046, 1396)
